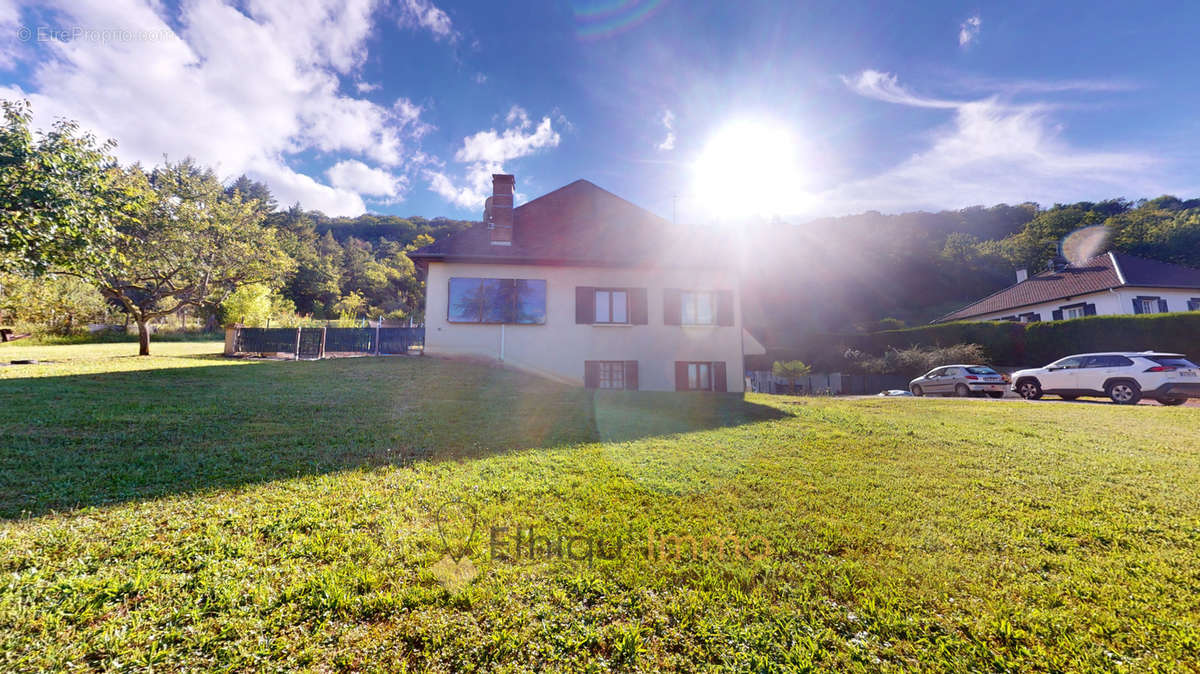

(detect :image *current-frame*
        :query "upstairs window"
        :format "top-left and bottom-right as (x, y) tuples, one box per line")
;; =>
(681, 291), (716, 325)
(594, 289), (628, 324)
(448, 278), (546, 324)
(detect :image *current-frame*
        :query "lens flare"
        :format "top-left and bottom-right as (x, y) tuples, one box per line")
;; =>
(573, 0), (671, 41)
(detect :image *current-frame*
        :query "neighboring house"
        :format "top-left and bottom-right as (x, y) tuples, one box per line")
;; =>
(408, 174), (764, 392)
(937, 252), (1200, 323)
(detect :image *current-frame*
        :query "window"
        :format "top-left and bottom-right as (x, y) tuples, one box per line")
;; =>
(1018, 312), (1041, 323)
(448, 278), (546, 324)
(1063, 306), (1085, 320)
(1147, 356), (1199, 368)
(585, 360), (637, 390)
(681, 291), (716, 325)
(687, 362), (711, 390)
(1049, 357), (1084, 369)
(1189, 298), (1200, 312)
(1082, 355), (1133, 368)
(598, 361), (625, 389)
(966, 366), (999, 375)
(1138, 297), (1158, 314)
(594, 289), (628, 324)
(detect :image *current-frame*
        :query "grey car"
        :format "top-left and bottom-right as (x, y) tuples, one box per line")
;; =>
(909, 364), (1007, 398)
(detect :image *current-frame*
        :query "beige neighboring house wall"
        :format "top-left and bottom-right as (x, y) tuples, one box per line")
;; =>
(424, 261), (746, 392)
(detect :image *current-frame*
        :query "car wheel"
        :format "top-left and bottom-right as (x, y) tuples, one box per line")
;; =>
(1059, 395), (1079, 401)
(910, 384), (924, 397)
(1106, 380), (1142, 405)
(987, 391), (1003, 399)
(1016, 379), (1042, 400)
(1156, 397), (1186, 406)
(954, 383), (970, 397)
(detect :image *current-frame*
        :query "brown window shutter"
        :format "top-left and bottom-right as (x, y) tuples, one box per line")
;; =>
(624, 361), (638, 390)
(674, 361), (688, 390)
(629, 288), (648, 324)
(712, 361), (727, 392)
(584, 361), (599, 388)
(576, 287), (594, 324)
(716, 290), (734, 326)
(663, 289), (682, 325)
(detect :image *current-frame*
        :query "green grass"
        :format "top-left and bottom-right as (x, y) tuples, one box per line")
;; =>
(1, 343), (1199, 671)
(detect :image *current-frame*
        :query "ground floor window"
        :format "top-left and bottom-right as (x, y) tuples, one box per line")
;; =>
(1063, 306), (1085, 320)
(675, 361), (726, 391)
(1189, 298), (1200, 311)
(598, 361), (624, 389)
(584, 361), (637, 390)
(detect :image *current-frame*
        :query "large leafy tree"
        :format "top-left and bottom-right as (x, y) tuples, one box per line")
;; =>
(70, 160), (294, 355)
(0, 99), (140, 275)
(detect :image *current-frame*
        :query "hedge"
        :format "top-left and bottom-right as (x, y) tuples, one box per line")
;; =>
(748, 313), (1200, 370)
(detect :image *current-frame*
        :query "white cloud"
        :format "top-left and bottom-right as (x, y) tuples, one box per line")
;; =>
(657, 109), (675, 151)
(959, 15), (981, 47)
(326, 159), (406, 199)
(355, 80), (380, 93)
(398, 0), (456, 42)
(1, 0), (431, 216)
(427, 108), (564, 209)
(843, 70), (961, 109)
(473, 72), (487, 84)
(823, 70), (1159, 214)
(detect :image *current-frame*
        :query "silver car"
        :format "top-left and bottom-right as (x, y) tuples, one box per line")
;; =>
(910, 364), (1007, 398)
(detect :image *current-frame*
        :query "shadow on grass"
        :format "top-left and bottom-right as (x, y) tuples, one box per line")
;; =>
(0, 357), (789, 518)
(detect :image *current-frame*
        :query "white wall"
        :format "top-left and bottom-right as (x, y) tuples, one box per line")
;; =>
(423, 262), (746, 392)
(969, 287), (1200, 322)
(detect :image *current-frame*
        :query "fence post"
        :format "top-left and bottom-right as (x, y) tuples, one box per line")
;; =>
(319, 326), (327, 360)
(294, 326), (302, 360)
(374, 319), (381, 356)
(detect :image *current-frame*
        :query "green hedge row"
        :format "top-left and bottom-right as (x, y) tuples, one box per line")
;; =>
(848, 313), (1200, 366)
(747, 313), (1200, 370)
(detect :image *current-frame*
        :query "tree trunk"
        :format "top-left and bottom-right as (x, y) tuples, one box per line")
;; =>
(137, 319), (151, 356)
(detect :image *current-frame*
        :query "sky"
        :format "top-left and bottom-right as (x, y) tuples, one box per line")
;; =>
(2, 0), (1198, 223)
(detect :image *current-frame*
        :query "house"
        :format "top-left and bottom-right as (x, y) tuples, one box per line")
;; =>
(408, 174), (763, 392)
(937, 252), (1200, 323)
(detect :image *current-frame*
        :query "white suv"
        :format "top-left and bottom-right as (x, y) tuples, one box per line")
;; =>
(1011, 352), (1200, 405)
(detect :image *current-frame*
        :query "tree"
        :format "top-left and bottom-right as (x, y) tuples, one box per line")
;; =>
(71, 160), (294, 355)
(772, 360), (812, 393)
(0, 99), (141, 275)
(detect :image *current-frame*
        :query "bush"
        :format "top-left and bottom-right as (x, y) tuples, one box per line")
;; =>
(855, 344), (987, 378)
(749, 313), (1200, 371)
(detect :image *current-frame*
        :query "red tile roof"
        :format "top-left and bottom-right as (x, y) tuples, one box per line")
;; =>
(938, 252), (1200, 321)
(409, 179), (729, 268)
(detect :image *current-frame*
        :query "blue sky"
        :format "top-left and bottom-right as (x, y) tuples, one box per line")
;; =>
(2, 0), (1197, 222)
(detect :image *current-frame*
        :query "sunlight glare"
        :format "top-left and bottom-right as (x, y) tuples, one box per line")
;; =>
(692, 118), (809, 220)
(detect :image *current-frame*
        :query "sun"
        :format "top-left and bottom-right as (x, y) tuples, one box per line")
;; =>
(692, 118), (808, 220)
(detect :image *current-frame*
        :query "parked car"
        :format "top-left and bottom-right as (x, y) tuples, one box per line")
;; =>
(1011, 352), (1200, 405)
(909, 364), (1007, 398)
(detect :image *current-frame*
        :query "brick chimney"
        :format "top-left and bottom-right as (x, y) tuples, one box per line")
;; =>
(486, 174), (515, 245)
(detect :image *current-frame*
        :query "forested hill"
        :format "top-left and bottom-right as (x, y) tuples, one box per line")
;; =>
(307, 212), (475, 246)
(742, 196), (1200, 346)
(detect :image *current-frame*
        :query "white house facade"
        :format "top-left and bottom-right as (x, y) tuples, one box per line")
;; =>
(410, 175), (758, 392)
(938, 252), (1200, 323)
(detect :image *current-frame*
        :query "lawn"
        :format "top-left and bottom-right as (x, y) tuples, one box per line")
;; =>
(1, 342), (1198, 671)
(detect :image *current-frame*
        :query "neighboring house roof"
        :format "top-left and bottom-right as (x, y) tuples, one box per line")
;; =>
(938, 252), (1200, 322)
(409, 179), (728, 268)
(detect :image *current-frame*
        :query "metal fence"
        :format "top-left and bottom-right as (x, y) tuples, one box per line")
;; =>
(230, 326), (424, 359)
(747, 371), (911, 395)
